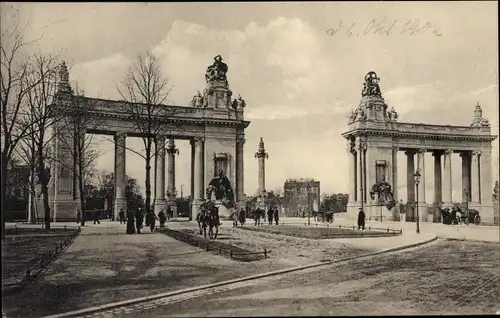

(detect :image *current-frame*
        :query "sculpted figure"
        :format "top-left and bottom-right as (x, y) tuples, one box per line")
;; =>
(205, 55), (229, 83)
(207, 169), (235, 208)
(190, 91), (204, 107)
(362, 71), (382, 97)
(494, 181), (499, 200)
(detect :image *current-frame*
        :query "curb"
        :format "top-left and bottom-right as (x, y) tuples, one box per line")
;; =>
(44, 234), (437, 318)
(444, 237), (499, 244)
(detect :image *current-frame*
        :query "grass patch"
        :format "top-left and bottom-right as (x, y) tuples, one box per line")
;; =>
(239, 225), (401, 239)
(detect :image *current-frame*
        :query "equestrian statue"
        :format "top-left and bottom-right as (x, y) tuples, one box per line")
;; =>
(370, 176), (396, 210)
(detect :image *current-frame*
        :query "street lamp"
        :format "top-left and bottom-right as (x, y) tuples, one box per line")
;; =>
(413, 169), (421, 234)
(306, 184), (311, 226)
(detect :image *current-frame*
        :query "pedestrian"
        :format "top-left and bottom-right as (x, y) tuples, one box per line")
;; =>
(76, 209), (81, 224)
(145, 211), (151, 227)
(238, 208), (246, 226)
(149, 212), (157, 232)
(135, 209), (143, 234)
(158, 209), (166, 228)
(93, 208), (100, 225)
(119, 208), (125, 224)
(274, 207), (280, 225)
(254, 208), (260, 226)
(357, 208), (366, 230)
(267, 208), (273, 225)
(126, 209), (135, 234)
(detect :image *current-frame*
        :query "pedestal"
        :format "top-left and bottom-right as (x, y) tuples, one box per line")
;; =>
(114, 197), (127, 220)
(400, 213), (406, 223)
(167, 200), (178, 217)
(215, 201), (231, 219)
(190, 199), (202, 221)
(153, 198), (166, 216)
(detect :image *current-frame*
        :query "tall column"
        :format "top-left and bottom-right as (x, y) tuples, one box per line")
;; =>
(405, 150), (415, 220)
(113, 132), (127, 219)
(255, 137), (268, 194)
(432, 151), (442, 205)
(153, 136), (166, 215)
(391, 146), (399, 213)
(191, 137), (204, 220)
(236, 137), (245, 205)
(356, 138), (366, 204)
(442, 148), (453, 207)
(416, 148), (427, 221)
(166, 139), (178, 199)
(460, 152), (471, 202)
(470, 150), (481, 204)
(347, 141), (355, 203)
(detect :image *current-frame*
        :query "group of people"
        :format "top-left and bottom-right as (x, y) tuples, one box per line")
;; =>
(119, 207), (169, 234)
(440, 206), (462, 225)
(251, 207), (280, 226)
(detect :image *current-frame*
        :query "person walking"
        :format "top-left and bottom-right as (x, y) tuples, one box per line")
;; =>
(273, 207), (280, 225)
(357, 208), (366, 230)
(238, 208), (246, 226)
(126, 209), (136, 234)
(93, 208), (100, 225)
(76, 209), (81, 224)
(158, 210), (166, 228)
(149, 212), (157, 232)
(119, 208), (125, 224)
(135, 209), (143, 234)
(267, 208), (273, 225)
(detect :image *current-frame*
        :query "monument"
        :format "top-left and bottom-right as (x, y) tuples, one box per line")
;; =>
(255, 137), (269, 209)
(207, 169), (236, 218)
(343, 71), (497, 223)
(44, 56), (250, 222)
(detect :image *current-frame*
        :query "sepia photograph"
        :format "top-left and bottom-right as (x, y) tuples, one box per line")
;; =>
(1, 1), (499, 317)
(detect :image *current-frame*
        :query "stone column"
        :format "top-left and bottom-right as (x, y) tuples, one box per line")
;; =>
(357, 139), (366, 204)
(113, 132), (127, 219)
(470, 150), (481, 204)
(191, 137), (204, 220)
(236, 137), (245, 205)
(460, 152), (471, 202)
(405, 150), (415, 221)
(255, 137), (268, 194)
(166, 139), (178, 198)
(432, 151), (442, 205)
(391, 146), (399, 216)
(442, 149), (453, 207)
(153, 135), (166, 215)
(347, 141), (355, 203)
(416, 149), (427, 221)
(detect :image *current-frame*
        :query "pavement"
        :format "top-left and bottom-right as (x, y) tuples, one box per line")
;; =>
(279, 216), (500, 243)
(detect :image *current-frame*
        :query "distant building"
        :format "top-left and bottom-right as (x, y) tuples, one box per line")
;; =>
(283, 178), (320, 217)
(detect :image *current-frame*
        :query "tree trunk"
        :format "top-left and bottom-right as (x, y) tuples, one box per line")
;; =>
(145, 143), (152, 215)
(1, 149), (8, 239)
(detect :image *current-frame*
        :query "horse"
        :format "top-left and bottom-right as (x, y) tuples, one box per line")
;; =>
(231, 209), (238, 228)
(197, 205), (219, 239)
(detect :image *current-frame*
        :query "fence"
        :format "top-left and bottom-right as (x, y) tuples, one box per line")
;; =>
(278, 221), (403, 235)
(160, 228), (270, 262)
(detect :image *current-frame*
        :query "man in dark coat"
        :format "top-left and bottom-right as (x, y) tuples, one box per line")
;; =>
(273, 207), (280, 225)
(135, 208), (143, 234)
(267, 208), (273, 225)
(357, 208), (366, 230)
(93, 208), (100, 225)
(119, 208), (125, 224)
(126, 209), (136, 234)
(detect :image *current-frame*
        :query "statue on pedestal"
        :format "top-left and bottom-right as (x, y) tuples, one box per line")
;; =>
(361, 71), (382, 97)
(231, 94), (246, 111)
(370, 176), (396, 210)
(205, 55), (228, 84)
(190, 91), (204, 108)
(207, 169), (235, 208)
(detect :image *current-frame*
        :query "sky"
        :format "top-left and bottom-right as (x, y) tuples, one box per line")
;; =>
(2, 2), (498, 201)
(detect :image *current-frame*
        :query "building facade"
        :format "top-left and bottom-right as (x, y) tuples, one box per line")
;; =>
(283, 178), (320, 217)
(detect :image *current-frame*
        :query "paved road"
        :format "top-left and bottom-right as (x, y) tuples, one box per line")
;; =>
(85, 239), (500, 317)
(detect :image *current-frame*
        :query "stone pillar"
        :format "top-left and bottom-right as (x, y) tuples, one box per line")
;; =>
(153, 135), (166, 215)
(470, 150), (481, 204)
(442, 149), (453, 207)
(460, 152), (471, 202)
(433, 151), (442, 205)
(113, 132), (127, 219)
(236, 137), (245, 206)
(391, 146), (399, 218)
(189, 140), (195, 220)
(405, 150), (415, 221)
(347, 141), (355, 203)
(357, 139), (366, 204)
(166, 138), (178, 216)
(191, 137), (204, 220)
(255, 137), (268, 193)
(416, 149), (427, 221)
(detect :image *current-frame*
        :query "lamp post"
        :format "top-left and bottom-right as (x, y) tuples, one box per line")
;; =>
(306, 184), (311, 226)
(414, 169), (421, 234)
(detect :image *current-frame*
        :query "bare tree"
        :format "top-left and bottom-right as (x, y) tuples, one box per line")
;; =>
(15, 54), (60, 227)
(55, 93), (102, 226)
(1, 13), (50, 237)
(116, 51), (177, 216)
